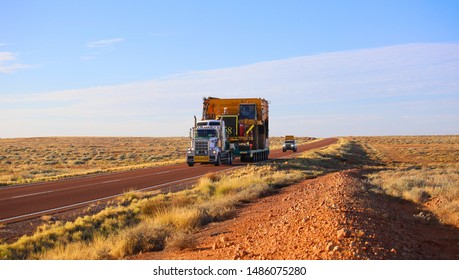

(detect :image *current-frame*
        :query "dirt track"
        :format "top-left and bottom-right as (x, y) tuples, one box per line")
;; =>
(132, 169), (459, 260)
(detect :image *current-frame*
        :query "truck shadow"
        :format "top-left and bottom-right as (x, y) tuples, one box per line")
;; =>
(351, 172), (459, 259)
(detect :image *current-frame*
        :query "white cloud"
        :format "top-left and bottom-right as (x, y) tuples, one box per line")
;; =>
(86, 38), (125, 48)
(0, 51), (31, 73)
(2, 43), (459, 137)
(0, 52), (15, 61)
(82, 38), (125, 60)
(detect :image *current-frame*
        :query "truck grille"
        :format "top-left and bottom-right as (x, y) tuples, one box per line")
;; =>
(195, 141), (208, 155)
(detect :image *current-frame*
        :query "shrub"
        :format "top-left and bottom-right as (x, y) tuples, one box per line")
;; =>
(165, 231), (197, 251)
(153, 207), (203, 230)
(109, 223), (170, 259)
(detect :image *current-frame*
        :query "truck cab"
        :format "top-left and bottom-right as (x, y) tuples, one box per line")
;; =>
(186, 120), (232, 167)
(283, 135), (297, 152)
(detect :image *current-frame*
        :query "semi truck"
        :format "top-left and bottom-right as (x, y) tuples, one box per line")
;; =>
(187, 97), (269, 166)
(283, 135), (297, 152)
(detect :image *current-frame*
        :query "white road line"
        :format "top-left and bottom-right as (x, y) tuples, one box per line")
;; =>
(154, 170), (176, 175)
(101, 179), (122, 184)
(11, 190), (54, 199)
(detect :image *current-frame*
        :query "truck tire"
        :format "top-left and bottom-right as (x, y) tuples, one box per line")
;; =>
(215, 155), (221, 166)
(188, 163), (194, 167)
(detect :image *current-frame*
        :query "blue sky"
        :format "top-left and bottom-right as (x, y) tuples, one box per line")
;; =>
(1, 0), (459, 137)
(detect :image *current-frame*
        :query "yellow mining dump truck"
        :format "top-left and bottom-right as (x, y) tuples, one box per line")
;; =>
(186, 97), (269, 166)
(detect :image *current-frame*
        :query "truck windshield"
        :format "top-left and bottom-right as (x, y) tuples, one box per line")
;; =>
(197, 129), (217, 138)
(285, 140), (295, 144)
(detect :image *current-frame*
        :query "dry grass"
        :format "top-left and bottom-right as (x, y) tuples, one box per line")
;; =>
(354, 135), (459, 167)
(0, 137), (189, 186)
(355, 136), (459, 227)
(165, 231), (198, 251)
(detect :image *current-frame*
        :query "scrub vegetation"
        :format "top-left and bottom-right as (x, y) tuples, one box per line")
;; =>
(0, 137), (188, 186)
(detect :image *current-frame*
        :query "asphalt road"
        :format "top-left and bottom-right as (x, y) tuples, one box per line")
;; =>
(0, 138), (337, 223)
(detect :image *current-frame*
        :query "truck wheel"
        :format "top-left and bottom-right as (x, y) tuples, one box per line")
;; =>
(188, 163), (194, 167)
(228, 153), (233, 165)
(283, 148), (286, 152)
(215, 155), (221, 166)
